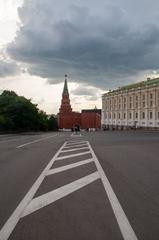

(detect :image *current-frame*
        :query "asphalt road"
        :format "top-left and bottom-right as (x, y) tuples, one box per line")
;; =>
(0, 130), (159, 240)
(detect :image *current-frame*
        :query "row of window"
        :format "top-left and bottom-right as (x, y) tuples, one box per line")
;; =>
(106, 100), (158, 107)
(106, 99), (159, 110)
(105, 92), (159, 106)
(105, 112), (159, 120)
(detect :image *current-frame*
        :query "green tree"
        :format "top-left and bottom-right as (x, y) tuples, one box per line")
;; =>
(48, 115), (58, 131)
(38, 111), (49, 131)
(0, 90), (57, 132)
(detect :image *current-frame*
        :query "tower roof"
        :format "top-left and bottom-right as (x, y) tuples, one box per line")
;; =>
(62, 75), (69, 95)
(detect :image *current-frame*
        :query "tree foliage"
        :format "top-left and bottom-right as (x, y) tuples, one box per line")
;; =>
(0, 90), (58, 132)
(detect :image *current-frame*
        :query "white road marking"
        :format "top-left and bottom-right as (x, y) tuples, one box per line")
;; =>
(22, 171), (100, 217)
(63, 143), (87, 149)
(61, 146), (89, 153)
(56, 151), (91, 160)
(87, 141), (138, 240)
(16, 134), (57, 148)
(47, 158), (94, 175)
(0, 139), (138, 240)
(66, 140), (83, 143)
(0, 141), (67, 240)
(66, 141), (87, 146)
(64, 140), (76, 143)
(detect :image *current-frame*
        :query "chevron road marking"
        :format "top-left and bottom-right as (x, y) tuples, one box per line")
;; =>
(66, 141), (87, 146)
(0, 140), (91, 240)
(22, 172), (99, 217)
(47, 158), (94, 176)
(63, 143), (87, 149)
(56, 151), (91, 160)
(61, 146), (89, 153)
(0, 140), (138, 240)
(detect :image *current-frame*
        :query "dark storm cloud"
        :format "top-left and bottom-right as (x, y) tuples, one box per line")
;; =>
(7, 0), (159, 89)
(71, 86), (98, 96)
(0, 59), (20, 77)
(71, 86), (101, 101)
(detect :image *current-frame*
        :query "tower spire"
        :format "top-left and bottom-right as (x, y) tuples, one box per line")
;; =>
(63, 75), (68, 95)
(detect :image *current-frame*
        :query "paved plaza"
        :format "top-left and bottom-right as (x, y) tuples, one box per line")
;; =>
(0, 131), (159, 240)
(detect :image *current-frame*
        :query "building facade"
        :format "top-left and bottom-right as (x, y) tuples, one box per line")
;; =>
(58, 76), (101, 130)
(81, 109), (101, 130)
(102, 77), (159, 129)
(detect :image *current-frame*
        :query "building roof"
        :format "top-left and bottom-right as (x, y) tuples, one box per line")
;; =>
(103, 77), (159, 96)
(62, 75), (69, 95)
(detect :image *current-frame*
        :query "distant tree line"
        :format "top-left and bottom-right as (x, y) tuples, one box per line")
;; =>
(0, 90), (58, 132)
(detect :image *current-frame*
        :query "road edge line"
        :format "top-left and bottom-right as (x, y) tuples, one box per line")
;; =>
(87, 141), (138, 240)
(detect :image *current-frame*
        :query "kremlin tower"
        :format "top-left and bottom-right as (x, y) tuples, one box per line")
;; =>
(58, 75), (81, 129)
(59, 75), (72, 114)
(58, 75), (101, 130)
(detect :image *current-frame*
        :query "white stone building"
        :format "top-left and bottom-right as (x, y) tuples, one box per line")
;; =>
(102, 77), (159, 129)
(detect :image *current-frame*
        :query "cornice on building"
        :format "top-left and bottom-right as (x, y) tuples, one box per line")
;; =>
(103, 77), (159, 97)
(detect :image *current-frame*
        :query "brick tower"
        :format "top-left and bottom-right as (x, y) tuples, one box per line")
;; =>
(59, 75), (72, 114)
(58, 75), (101, 129)
(58, 75), (81, 129)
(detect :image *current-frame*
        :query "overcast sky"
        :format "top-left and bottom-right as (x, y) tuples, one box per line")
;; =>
(1, 0), (159, 113)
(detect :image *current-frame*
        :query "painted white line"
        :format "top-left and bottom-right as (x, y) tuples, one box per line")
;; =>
(87, 142), (138, 240)
(66, 141), (87, 146)
(47, 158), (94, 175)
(16, 134), (57, 148)
(0, 141), (67, 240)
(66, 140), (83, 144)
(56, 151), (91, 160)
(22, 171), (100, 217)
(63, 143), (87, 149)
(61, 146), (89, 153)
